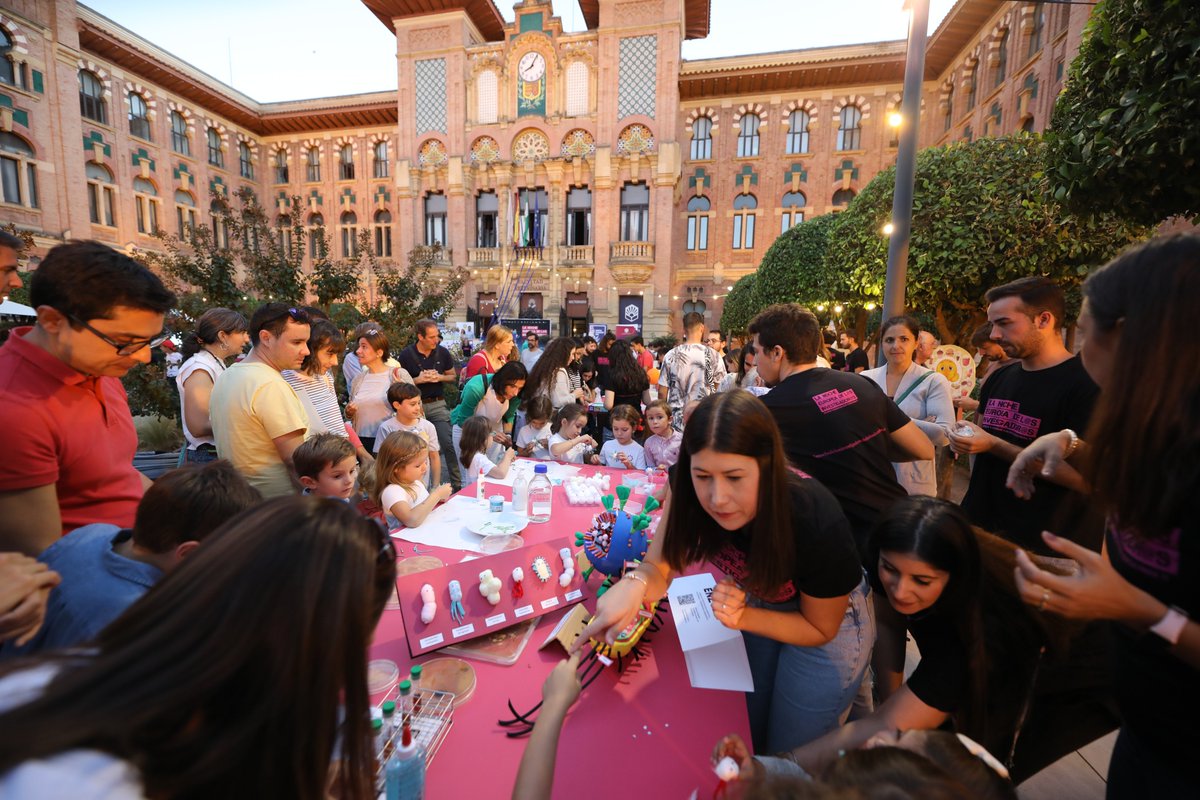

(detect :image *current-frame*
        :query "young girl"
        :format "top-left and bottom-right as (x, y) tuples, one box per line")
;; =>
(643, 399), (683, 469)
(459, 415), (516, 488)
(373, 431), (452, 528)
(517, 395), (553, 460)
(600, 405), (647, 470)
(548, 404), (600, 464)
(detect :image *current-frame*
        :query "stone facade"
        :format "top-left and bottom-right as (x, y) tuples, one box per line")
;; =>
(0, 0), (1089, 337)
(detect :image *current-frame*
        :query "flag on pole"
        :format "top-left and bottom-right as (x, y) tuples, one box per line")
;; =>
(519, 195), (529, 248)
(510, 191), (518, 248)
(532, 190), (541, 252)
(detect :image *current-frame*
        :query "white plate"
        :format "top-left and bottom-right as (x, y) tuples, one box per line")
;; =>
(466, 512), (529, 538)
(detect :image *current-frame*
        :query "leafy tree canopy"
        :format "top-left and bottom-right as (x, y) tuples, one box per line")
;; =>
(719, 272), (759, 336)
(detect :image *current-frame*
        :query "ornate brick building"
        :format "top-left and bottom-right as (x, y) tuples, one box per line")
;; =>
(0, 0), (1089, 335)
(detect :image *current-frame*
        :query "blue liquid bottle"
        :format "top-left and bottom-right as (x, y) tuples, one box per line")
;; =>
(384, 718), (425, 800)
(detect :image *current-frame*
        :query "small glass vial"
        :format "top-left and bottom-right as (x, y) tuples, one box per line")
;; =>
(409, 665), (423, 717)
(398, 679), (413, 729)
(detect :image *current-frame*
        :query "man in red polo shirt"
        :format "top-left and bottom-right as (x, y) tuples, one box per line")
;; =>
(0, 241), (175, 556)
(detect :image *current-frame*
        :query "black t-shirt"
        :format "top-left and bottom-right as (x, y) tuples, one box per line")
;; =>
(829, 349), (846, 371)
(607, 371), (648, 412)
(761, 368), (910, 556)
(905, 610), (968, 714)
(1107, 519), (1199, 763)
(707, 476), (862, 603)
(960, 357), (1099, 554)
(844, 347), (869, 373)
(397, 344), (456, 401)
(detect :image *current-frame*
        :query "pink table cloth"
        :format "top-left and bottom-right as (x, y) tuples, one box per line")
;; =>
(369, 463), (751, 799)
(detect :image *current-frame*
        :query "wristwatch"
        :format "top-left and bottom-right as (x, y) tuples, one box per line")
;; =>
(1148, 605), (1189, 646)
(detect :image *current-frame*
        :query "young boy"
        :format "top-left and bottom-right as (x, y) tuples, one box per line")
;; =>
(294, 434), (360, 501)
(374, 381), (441, 488)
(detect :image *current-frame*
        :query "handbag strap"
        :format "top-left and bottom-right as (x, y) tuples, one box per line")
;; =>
(893, 370), (933, 406)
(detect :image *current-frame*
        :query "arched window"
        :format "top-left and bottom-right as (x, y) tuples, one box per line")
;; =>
(965, 67), (977, 111)
(128, 93), (150, 140)
(943, 83), (955, 133)
(619, 183), (649, 242)
(175, 190), (196, 240)
(239, 142), (253, 179)
(566, 188), (591, 246)
(170, 111), (189, 155)
(832, 188), (856, 207)
(732, 194), (757, 250)
(475, 191), (498, 248)
(339, 144), (354, 180)
(211, 198), (230, 250)
(690, 117), (713, 160)
(207, 128), (223, 168)
(374, 209), (392, 257)
(340, 211), (358, 257)
(994, 29), (1010, 87)
(1021, 116), (1036, 133)
(737, 115), (760, 158)
(274, 150), (289, 184)
(837, 106), (862, 151)
(86, 162), (115, 226)
(0, 30), (15, 87)
(565, 61), (589, 117)
(786, 110), (810, 155)
(0, 132), (37, 208)
(308, 212), (326, 258)
(1028, 3), (1045, 57)
(79, 70), (106, 124)
(781, 191), (806, 232)
(424, 194), (447, 246)
(686, 195), (710, 251)
(373, 140), (389, 179)
(682, 299), (706, 316)
(306, 146), (321, 182)
(133, 177), (159, 234)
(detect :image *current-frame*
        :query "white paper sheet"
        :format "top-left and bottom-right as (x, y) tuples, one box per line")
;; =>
(389, 494), (492, 552)
(475, 458), (581, 487)
(666, 573), (754, 692)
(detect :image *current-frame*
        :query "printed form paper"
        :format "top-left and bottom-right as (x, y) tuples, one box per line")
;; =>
(667, 573), (754, 692)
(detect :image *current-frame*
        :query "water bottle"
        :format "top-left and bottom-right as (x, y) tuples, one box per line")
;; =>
(384, 721), (425, 800)
(528, 463), (552, 523)
(512, 467), (530, 517)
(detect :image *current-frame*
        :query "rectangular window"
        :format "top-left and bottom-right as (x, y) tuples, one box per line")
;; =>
(130, 117), (150, 141)
(373, 142), (389, 179)
(686, 216), (709, 251)
(136, 197), (146, 233)
(172, 130), (189, 156)
(733, 214), (755, 249)
(0, 157), (19, 204)
(619, 184), (649, 242)
(102, 187), (115, 226)
(476, 213), (497, 247)
(426, 215), (447, 246)
(781, 210), (804, 233)
(25, 163), (37, 208)
(375, 225), (391, 258)
(566, 188), (592, 246)
(240, 153), (253, 179)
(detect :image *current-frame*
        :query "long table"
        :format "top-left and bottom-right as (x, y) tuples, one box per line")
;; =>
(369, 462), (751, 798)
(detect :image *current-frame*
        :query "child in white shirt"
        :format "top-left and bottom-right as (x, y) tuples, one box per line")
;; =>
(548, 404), (600, 465)
(373, 431), (452, 528)
(516, 395), (553, 460)
(599, 404), (647, 470)
(374, 382), (440, 488)
(459, 415), (515, 489)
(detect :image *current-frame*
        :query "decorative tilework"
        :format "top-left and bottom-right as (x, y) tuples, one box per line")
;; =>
(0, 94), (28, 127)
(131, 148), (156, 172)
(470, 135), (500, 164)
(735, 164), (759, 186)
(1022, 72), (1039, 99)
(476, 70), (498, 125)
(31, 70), (43, 94)
(560, 129), (595, 158)
(209, 176), (226, 196)
(418, 139), (448, 166)
(82, 131), (111, 158)
(512, 129), (550, 164)
(374, 186), (391, 204)
(688, 168), (711, 190)
(833, 159), (858, 182)
(414, 58), (447, 135)
(784, 164), (808, 183)
(616, 124), (654, 155)
(565, 61), (589, 117)
(617, 35), (657, 119)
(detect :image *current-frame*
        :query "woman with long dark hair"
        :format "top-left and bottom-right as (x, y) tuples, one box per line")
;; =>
(1007, 233), (1200, 798)
(282, 320), (373, 464)
(576, 390), (872, 753)
(594, 330), (617, 388)
(602, 339), (651, 413)
(176, 308), (248, 464)
(450, 360), (527, 459)
(0, 496), (396, 799)
(524, 337), (583, 414)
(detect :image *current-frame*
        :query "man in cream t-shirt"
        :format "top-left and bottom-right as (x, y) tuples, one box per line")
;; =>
(210, 304), (311, 497)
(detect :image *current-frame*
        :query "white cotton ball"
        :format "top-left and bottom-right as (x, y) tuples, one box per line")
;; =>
(559, 571), (573, 588)
(512, 566), (524, 582)
(714, 756), (740, 781)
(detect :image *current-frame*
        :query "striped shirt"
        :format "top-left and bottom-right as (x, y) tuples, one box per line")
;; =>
(282, 370), (347, 437)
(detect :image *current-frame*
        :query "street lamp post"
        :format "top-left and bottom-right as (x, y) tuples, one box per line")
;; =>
(881, 0), (930, 331)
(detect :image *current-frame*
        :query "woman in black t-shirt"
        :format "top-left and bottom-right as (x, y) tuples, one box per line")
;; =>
(574, 391), (872, 754)
(1008, 234), (1200, 798)
(602, 340), (651, 413)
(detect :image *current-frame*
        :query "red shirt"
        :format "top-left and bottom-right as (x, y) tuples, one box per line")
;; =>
(0, 327), (144, 535)
(636, 349), (654, 371)
(461, 351), (497, 383)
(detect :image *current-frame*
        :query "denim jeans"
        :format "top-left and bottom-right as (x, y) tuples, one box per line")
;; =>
(743, 573), (876, 754)
(423, 399), (460, 490)
(183, 446), (219, 465)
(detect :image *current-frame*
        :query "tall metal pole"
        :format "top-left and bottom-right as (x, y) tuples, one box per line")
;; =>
(881, 0), (929, 328)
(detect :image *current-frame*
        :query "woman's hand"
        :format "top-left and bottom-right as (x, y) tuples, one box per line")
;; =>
(345, 402), (358, 420)
(1014, 532), (1164, 626)
(711, 734), (760, 781)
(517, 443), (535, 457)
(491, 432), (513, 447)
(711, 578), (748, 630)
(571, 575), (646, 653)
(1006, 431), (1074, 500)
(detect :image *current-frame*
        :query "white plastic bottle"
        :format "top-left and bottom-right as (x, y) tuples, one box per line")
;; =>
(384, 719), (426, 800)
(512, 467), (530, 517)
(528, 463), (552, 523)
(475, 464), (487, 505)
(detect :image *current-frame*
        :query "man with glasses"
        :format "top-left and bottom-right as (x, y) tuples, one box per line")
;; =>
(0, 241), (175, 556)
(209, 303), (311, 498)
(397, 319), (461, 490)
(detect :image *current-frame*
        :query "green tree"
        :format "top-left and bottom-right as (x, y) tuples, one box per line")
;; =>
(754, 213), (844, 310)
(308, 229), (365, 313)
(141, 204), (247, 321)
(829, 135), (1149, 345)
(719, 272), (759, 336)
(1046, 0), (1200, 226)
(225, 187), (307, 305)
(366, 245), (467, 349)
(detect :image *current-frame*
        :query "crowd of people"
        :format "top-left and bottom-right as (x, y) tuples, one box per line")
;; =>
(0, 230), (1195, 799)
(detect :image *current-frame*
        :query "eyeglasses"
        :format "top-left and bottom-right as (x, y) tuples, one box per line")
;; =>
(68, 314), (171, 356)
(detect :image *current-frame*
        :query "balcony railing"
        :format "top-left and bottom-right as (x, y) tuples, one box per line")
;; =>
(468, 247), (500, 265)
(562, 245), (594, 265)
(413, 244), (453, 266)
(609, 241), (654, 264)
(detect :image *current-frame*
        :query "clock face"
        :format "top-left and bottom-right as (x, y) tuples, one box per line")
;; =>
(518, 52), (546, 82)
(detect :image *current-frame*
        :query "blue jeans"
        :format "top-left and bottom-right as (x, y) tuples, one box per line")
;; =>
(423, 400), (460, 490)
(742, 573), (875, 753)
(182, 446), (218, 465)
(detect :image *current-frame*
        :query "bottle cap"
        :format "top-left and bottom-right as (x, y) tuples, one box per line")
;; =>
(382, 700), (396, 716)
(410, 665), (423, 682)
(399, 679), (412, 696)
(535, 463), (548, 473)
(371, 718), (383, 731)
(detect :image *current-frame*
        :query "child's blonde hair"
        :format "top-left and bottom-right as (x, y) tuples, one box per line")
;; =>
(372, 431), (427, 505)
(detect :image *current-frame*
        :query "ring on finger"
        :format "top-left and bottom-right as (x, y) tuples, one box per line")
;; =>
(1037, 587), (1050, 612)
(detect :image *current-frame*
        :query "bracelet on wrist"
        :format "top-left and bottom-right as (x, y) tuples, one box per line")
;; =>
(1061, 428), (1081, 459)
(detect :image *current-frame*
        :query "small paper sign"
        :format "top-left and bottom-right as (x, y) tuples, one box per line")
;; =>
(485, 613), (507, 627)
(451, 623), (476, 638)
(565, 589), (583, 601)
(514, 604), (534, 618)
(419, 633), (445, 649)
(540, 597), (560, 610)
